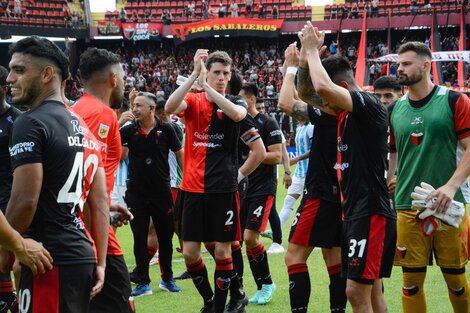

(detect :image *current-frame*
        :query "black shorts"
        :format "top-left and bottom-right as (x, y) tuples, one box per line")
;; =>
(289, 198), (342, 248)
(242, 195), (274, 233)
(90, 255), (133, 313)
(20, 263), (95, 313)
(342, 214), (396, 282)
(180, 191), (241, 242)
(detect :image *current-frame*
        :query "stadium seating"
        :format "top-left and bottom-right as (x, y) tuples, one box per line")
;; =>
(0, 0), (84, 28)
(110, 0), (312, 23)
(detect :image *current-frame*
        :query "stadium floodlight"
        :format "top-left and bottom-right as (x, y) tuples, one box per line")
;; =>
(0, 36), (76, 43)
(93, 36), (124, 40)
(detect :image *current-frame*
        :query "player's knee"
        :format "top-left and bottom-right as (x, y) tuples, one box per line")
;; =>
(402, 267), (426, 297)
(441, 267), (468, 297)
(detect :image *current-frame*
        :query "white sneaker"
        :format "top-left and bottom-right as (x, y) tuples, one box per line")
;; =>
(267, 243), (285, 254)
(149, 252), (159, 265)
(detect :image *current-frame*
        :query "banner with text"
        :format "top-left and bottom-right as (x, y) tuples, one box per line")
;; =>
(97, 20), (122, 35)
(121, 23), (163, 41)
(371, 51), (470, 63)
(170, 17), (283, 44)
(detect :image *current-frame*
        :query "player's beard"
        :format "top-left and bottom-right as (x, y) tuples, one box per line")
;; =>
(398, 70), (423, 86)
(110, 85), (124, 110)
(12, 79), (41, 108)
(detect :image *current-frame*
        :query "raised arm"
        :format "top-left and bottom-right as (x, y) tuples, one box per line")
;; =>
(197, 60), (247, 122)
(165, 49), (208, 114)
(298, 22), (353, 113)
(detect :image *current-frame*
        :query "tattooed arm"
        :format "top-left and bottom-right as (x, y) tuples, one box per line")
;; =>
(297, 66), (338, 116)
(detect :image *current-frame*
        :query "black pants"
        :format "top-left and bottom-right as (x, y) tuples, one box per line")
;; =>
(127, 191), (174, 283)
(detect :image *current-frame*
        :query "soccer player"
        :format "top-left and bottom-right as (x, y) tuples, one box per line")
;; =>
(373, 76), (403, 106)
(298, 24), (396, 312)
(165, 50), (247, 313)
(239, 82), (281, 305)
(278, 118), (313, 227)
(121, 92), (182, 296)
(389, 41), (470, 313)
(6, 36), (109, 312)
(373, 75), (402, 198)
(278, 42), (347, 313)
(0, 65), (21, 312)
(72, 47), (134, 313)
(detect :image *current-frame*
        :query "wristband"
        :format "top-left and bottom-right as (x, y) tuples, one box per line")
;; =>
(286, 67), (298, 76)
(285, 170), (292, 175)
(237, 170), (246, 184)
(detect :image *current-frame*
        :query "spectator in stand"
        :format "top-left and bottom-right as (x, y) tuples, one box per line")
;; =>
(0, 0), (7, 11)
(350, 2), (359, 18)
(257, 3), (265, 18)
(219, 3), (227, 17)
(347, 43), (356, 61)
(246, 0), (253, 17)
(271, 5), (279, 18)
(189, 1), (195, 18)
(410, 0), (418, 15)
(371, 0), (379, 17)
(202, 1), (208, 18)
(161, 10), (172, 25)
(144, 8), (152, 22)
(3, 5), (11, 18)
(330, 3), (338, 19)
(230, 0), (239, 17)
(119, 7), (127, 22)
(424, 0), (431, 13)
(13, 0), (21, 19)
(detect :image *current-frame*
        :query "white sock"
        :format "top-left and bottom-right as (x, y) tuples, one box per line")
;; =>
(280, 195), (297, 226)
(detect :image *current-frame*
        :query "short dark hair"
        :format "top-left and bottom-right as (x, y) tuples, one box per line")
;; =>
(0, 65), (8, 86)
(227, 70), (243, 95)
(136, 91), (157, 107)
(79, 48), (121, 81)
(373, 76), (401, 92)
(322, 55), (356, 86)
(156, 97), (166, 111)
(206, 50), (232, 71)
(241, 82), (258, 97)
(397, 41), (432, 60)
(9, 36), (69, 81)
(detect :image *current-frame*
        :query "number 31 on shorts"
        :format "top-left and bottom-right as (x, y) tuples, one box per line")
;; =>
(348, 238), (367, 258)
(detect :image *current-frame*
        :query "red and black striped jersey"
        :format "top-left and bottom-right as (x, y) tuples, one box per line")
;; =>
(180, 92), (247, 193)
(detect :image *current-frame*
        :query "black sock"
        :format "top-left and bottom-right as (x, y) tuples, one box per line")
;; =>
(288, 263), (310, 313)
(247, 243), (272, 289)
(214, 258), (233, 313)
(327, 264), (347, 312)
(186, 257), (214, 304)
(231, 243), (244, 288)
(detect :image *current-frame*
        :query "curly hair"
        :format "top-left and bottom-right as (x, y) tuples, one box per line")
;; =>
(79, 47), (121, 81)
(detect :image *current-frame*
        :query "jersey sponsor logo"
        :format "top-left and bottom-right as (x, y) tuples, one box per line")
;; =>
(334, 162), (350, 171)
(270, 129), (282, 137)
(71, 119), (88, 136)
(9, 141), (35, 156)
(337, 143), (348, 152)
(98, 123), (110, 139)
(411, 116), (423, 125)
(193, 131), (223, 148)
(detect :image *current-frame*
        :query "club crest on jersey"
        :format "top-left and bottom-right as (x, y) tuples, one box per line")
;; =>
(396, 246), (407, 258)
(156, 130), (162, 137)
(410, 132), (423, 145)
(216, 109), (223, 120)
(98, 123), (110, 139)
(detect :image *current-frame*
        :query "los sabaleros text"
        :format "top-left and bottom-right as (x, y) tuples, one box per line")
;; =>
(189, 23), (278, 33)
